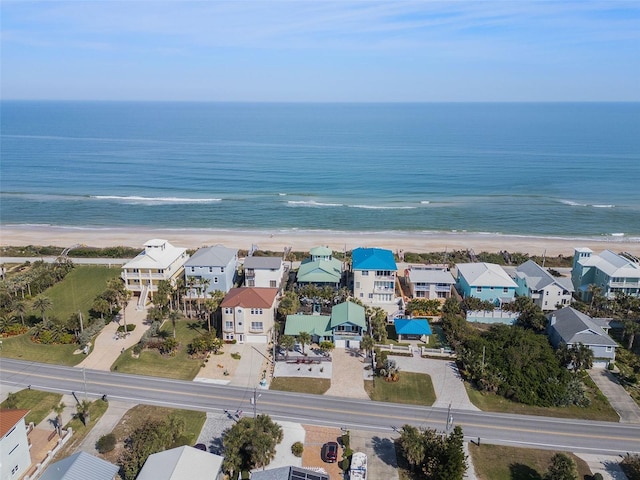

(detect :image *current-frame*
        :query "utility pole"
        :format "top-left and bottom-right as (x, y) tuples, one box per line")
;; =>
(251, 387), (262, 419)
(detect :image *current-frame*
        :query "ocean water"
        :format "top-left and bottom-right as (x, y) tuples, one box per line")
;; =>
(1, 101), (639, 238)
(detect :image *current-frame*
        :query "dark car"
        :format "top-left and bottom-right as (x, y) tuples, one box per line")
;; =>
(322, 441), (339, 463)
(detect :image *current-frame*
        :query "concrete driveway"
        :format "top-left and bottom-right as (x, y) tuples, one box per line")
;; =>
(324, 348), (369, 400)
(589, 369), (640, 424)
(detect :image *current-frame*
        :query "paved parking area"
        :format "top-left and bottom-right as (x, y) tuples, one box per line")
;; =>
(301, 425), (342, 479)
(324, 348), (369, 399)
(589, 369), (640, 424)
(350, 429), (399, 480)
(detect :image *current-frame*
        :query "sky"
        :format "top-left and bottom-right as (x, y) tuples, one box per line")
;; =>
(1, 1), (639, 102)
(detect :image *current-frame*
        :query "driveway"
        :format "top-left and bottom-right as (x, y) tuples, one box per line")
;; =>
(392, 356), (479, 411)
(324, 348), (369, 400)
(589, 369), (640, 424)
(77, 299), (150, 371)
(350, 429), (399, 480)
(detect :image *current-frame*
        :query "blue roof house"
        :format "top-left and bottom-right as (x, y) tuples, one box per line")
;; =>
(352, 247), (398, 312)
(456, 262), (517, 306)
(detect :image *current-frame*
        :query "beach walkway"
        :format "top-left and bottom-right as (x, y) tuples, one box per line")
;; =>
(77, 299), (150, 371)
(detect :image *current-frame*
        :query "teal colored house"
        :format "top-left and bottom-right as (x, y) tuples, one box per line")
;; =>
(456, 262), (517, 306)
(284, 301), (366, 348)
(296, 246), (343, 288)
(572, 248), (640, 301)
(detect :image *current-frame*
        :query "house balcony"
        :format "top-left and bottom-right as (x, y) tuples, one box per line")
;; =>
(333, 332), (363, 341)
(374, 274), (395, 281)
(609, 280), (640, 288)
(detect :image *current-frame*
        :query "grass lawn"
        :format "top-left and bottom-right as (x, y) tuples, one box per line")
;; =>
(110, 319), (204, 380)
(464, 375), (619, 421)
(364, 372), (436, 406)
(0, 332), (85, 366)
(32, 265), (121, 323)
(0, 388), (63, 425)
(56, 399), (109, 458)
(469, 444), (592, 480)
(269, 377), (331, 395)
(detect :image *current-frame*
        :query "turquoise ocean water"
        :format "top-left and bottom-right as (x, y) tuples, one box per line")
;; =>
(1, 101), (639, 239)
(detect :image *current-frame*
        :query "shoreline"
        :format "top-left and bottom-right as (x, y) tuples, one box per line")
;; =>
(2, 225), (640, 257)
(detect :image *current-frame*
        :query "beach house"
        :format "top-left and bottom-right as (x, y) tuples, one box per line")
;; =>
(547, 306), (617, 368)
(514, 260), (574, 311)
(296, 246), (343, 288)
(284, 300), (366, 348)
(121, 239), (189, 303)
(220, 287), (279, 343)
(137, 446), (223, 480)
(405, 264), (455, 300)
(243, 256), (285, 289)
(351, 247), (398, 312)
(0, 409), (31, 480)
(39, 452), (119, 480)
(183, 245), (238, 297)
(455, 262), (517, 306)
(572, 248), (640, 301)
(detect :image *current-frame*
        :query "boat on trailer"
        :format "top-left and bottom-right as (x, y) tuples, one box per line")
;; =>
(349, 452), (367, 480)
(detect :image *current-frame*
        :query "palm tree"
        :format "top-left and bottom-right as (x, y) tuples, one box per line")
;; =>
(623, 319), (640, 350)
(155, 279), (173, 311)
(360, 335), (375, 358)
(169, 310), (181, 339)
(0, 314), (18, 334)
(279, 335), (296, 353)
(571, 343), (594, 373)
(120, 289), (132, 332)
(187, 276), (197, 318)
(203, 290), (224, 333)
(200, 278), (211, 311)
(76, 399), (92, 426)
(32, 296), (53, 325)
(12, 299), (28, 327)
(297, 331), (311, 354)
(398, 425), (425, 472)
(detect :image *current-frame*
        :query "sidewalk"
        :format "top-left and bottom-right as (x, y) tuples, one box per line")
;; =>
(76, 299), (150, 371)
(77, 400), (135, 454)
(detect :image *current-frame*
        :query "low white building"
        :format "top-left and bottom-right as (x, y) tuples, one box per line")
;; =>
(137, 445), (223, 480)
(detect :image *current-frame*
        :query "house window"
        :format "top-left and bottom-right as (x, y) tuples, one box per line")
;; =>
(221, 267), (225, 273)
(224, 307), (233, 314)
(251, 322), (263, 331)
(225, 333), (234, 340)
(477, 287), (482, 292)
(209, 267), (213, 272)
(214, 277), (219, 283)
(248, 280), (255, 287)
(191, 267), (195, 272)
(362, 271), (369, 276)
(132, 268), (139, 273)
(606, 346), (613, 352)
(11, 465), (19, 475)
(355, 282), (360, 289)
(270, 280), (277, 287)
(503, 287), (508, 293)
(368, 293), (373, 299)
(251, 308), (264, 315)
(225, 321), (233, 329)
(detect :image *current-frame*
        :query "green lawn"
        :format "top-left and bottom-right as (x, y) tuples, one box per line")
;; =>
(33, 265), (121, 323)
(364, 372), (435, 406)
(0, 389), (63, 425)
(465, 375), (619, 421)
(0, 332), (85, 366)
(469, 444), (592, 480)
(110, 319), (204, 380)
(269, 377), (331, 395)
(111, 404), (206, 446)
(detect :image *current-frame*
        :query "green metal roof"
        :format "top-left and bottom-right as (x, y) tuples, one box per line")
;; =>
(330, 301), (366, 329)
(284, 314), (332, 337)
(309, 246), (333, 257)
(297, 258), (342, 284)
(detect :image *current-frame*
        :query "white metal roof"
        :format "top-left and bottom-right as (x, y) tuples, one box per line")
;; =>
(456, 263), (517, 288)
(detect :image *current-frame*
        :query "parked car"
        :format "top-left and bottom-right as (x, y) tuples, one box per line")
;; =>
(322, 441), (339, 463)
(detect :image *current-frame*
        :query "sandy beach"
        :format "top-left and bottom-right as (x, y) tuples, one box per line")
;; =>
(2, 225), (640, 257)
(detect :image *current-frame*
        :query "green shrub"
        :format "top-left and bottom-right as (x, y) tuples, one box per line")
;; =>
(341, 431), (350, 449)
(132, 343), (143, 355)
(96, 433), (116, 453)
(117, 324), (136, 333)
(231, 352), (241, 360)
(291, 441), (304, 457)
(608, 362), (615, 370)
(592, 473), (604, 480)
(340, 457), (350, 471)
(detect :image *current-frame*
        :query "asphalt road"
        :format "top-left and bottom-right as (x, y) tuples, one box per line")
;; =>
(2, 358), (639, 455)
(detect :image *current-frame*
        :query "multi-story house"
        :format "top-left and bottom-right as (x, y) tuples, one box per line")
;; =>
(405, 264), (455, 300)
(183, 245), (238, 297)
(456, 262), (517, 306)
(514, 260), (574, 311)
(351, 247), (398, 312)
(243, 256), (285, 289)
(572, 248), (640, 301)
(296, 246), (343, 288)
(121, 239), (189, 304)
(0, 409), (31, 480)
(220, 287), (279, 344)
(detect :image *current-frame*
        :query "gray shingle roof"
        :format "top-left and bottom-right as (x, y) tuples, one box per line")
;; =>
(244, 256), (283, 269)
(515, 260), (574, 292)
(547, 307), (617, 347)
(184, 245), (237, 267)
